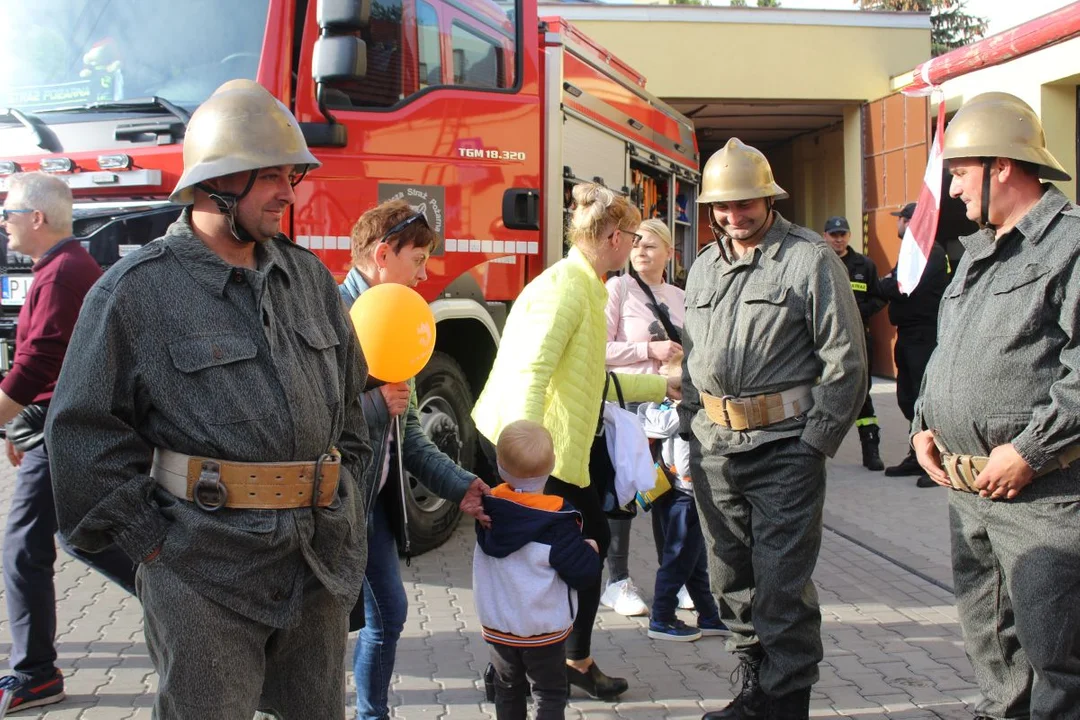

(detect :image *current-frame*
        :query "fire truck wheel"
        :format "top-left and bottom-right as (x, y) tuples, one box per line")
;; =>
(407, 352), (475, 554)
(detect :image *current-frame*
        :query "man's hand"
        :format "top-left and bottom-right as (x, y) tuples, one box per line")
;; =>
(378, 382), (411, 417)
(974, 443), (1034, 500)
(584, 538), (599, 553)
(5, 438), (23, 468)
(460, 478), (492, 528)
(648, 340), (683, 362)
(912, 430), (950, 488)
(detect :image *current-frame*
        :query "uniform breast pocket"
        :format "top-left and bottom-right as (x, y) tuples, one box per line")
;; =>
(684, 289), (717, 347)
(295, 323), (342, 405)
(985, 264), (1051, 337)
(167, 333), (270, 425)
(741, 282), (799, 323)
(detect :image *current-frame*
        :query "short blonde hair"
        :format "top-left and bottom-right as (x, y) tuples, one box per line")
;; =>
(497, 420), (556, 482)
(638, 218), (673, 247)
(566, 183), (641, 252)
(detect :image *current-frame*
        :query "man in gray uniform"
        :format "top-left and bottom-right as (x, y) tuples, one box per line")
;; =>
(46, 80), (371, 718)
(912, 92), (1080, 720)
(683, 138), (866, 720)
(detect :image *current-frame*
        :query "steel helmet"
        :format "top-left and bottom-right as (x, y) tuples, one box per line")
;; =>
(697, 138), (788, 205)
(943, 92), (1070, 182)
(170, 79), (321, 205)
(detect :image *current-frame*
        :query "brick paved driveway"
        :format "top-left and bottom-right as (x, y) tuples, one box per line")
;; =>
(0, 381), (981, 718)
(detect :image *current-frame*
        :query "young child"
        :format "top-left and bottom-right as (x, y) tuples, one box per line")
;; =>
(637, 362), (730, 642)
(473, 420), (600, 720)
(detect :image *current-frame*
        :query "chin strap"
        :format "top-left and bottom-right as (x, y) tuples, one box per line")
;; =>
(979, 157), (995, 230)
(196, 170), (259, 244)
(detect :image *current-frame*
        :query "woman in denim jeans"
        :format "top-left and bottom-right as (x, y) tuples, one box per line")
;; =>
(340, 200), (491, 720)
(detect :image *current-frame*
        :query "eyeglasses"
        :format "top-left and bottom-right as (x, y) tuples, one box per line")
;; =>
(0, 208), (33, 222)
(617, 228), (643, 245)
(380, 213), (429, 245)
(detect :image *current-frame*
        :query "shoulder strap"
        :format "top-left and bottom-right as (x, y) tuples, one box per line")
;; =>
(596, 372), (627, 435)
(629, 270), (681, 344)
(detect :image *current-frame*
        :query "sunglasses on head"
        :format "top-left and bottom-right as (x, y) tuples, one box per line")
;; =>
(380, 213), (429, 245)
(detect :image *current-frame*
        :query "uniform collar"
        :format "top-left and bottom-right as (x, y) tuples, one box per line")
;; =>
(959, 185), (1069, 261)
(1014, 184), (1069, 247)
(164, 209), (292, 297)
(714, 211), (790, 266)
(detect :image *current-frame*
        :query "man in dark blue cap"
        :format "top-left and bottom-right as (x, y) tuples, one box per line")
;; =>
(878, 202), (951, 487)
(824, 216), (885, 471)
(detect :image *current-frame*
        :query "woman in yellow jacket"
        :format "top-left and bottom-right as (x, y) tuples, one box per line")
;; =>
(472, 183), (673, 700)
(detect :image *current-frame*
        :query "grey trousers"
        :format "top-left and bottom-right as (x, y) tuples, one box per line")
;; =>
(950, 490), (1080, 719)
(692, 436), (826, 696)
(136, 561), (348, 719)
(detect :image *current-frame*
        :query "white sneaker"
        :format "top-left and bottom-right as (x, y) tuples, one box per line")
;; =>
(677, 585), (695, 611)
(600, 578), (649, 616)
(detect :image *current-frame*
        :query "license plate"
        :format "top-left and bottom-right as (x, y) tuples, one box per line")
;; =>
(1, 275), (33, 306)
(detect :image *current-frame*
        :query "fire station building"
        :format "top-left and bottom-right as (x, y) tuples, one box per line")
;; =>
(543, 1), (1080, 376)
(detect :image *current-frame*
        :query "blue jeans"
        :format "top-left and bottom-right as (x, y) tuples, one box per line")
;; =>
(4, 443), (136, 679)
(353, 494), (407, 720)
(650, 490), (719, 624)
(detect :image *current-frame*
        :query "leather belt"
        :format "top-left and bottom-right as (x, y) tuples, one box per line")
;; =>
(701, 386), (813, 431)
(933, 434), (1080, 494)
(151, 448), (340, 511)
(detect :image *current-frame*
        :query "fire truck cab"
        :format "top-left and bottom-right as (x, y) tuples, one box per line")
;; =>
(0, 0), (699, 553)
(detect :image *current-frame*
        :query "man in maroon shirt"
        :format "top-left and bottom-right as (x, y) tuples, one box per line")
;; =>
(0, 173), (135, 712)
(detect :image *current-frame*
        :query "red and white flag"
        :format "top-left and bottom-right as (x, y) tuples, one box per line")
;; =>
(897, 101), (947, 294)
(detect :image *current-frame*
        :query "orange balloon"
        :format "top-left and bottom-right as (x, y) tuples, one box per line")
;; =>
(349, 284), (436, 383)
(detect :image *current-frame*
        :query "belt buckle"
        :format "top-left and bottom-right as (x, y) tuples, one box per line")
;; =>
(719, 395), (738, 427)
(193, 460), (227, 512)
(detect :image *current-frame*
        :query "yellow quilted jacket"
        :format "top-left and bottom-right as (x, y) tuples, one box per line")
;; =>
(472, 247), (667, 487)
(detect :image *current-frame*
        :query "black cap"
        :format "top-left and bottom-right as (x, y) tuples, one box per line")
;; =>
(890, 202), (917, 219)
(823, 216), (850, 234)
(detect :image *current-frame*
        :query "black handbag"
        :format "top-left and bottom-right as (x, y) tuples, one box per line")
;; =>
(6, 403), (48, 453)
(592, 374), (636, 519)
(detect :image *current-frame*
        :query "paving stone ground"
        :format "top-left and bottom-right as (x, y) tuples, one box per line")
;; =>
(0, 380), (982, 718)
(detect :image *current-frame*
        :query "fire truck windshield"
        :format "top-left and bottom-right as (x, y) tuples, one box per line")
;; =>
(0, 0), (270, 114)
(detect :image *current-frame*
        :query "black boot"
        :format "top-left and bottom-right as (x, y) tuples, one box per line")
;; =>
(767, 687), (811, 720)
(858, 425), (884, 471)
(566, 661), (628, 701)
(885, 449), (922, 476)
(702, 652), (767, 719)
(483, 662), (496, 702)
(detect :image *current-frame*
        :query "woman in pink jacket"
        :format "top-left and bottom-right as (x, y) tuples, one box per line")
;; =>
(601, 219), (686, 616)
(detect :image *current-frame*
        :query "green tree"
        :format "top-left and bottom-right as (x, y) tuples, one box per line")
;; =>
(854, 0), (987, 56)
(756, 0), (780, 6)
(670, 0), (706, 5)
(729, 0), (746, 5)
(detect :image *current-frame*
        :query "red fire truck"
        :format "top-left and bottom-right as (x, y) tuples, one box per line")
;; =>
(0, 0), (699, 552)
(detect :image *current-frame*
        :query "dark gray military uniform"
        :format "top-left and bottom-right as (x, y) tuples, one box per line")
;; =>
(46, 211), (371, 719)
(681, 213), (865, 696)
(914, 186), (1080, 719)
